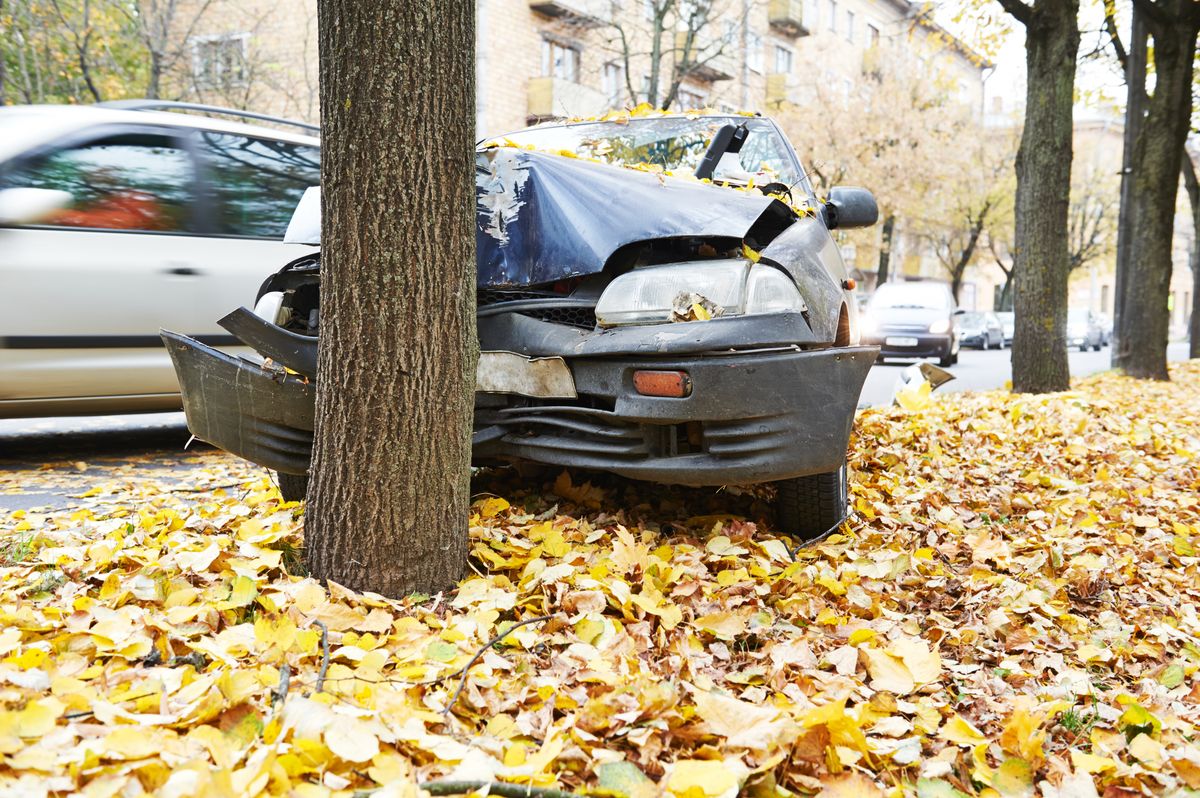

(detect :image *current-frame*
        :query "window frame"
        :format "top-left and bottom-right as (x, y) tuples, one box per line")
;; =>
(191, 33), (250, 90)
(0, 124), (206, 237)
(773, 44), (794, 75)
(541, 38), (581, 83)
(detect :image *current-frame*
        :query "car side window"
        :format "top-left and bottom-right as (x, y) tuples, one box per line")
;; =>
(0, 134), (194, 232)
(197, 132), (319, 238)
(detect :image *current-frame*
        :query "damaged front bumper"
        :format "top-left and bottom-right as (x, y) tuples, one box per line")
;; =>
(163, 312), (875, 488)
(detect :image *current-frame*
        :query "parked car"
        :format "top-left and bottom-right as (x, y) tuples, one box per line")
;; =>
(1067, 308), (1104, 351)
(0, 100), (320, 419)
(994, 311), (1015, 345)
(164, 113), (880, 540)
(860, 281), (961, 367)
(956, 311), (1005, 349)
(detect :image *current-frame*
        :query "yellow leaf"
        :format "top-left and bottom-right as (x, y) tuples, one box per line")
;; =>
(862, 648), (915, 694)
(693, 612), (746, 640)
(940, 713), (987, 747)
(889, 637), (941, 684)
(477, 497), (510, 519)
(999, 704), (1046, 766)
(817, 772), (884, 798)
(666, 759), (742, 798)
(1070, 749), (1117, 774)
(324, 716), (379, 763)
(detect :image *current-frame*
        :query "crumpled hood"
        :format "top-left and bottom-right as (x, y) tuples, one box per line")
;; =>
(475, 147), (794, 288)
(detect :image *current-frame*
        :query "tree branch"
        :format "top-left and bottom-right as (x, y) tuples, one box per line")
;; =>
(995, 0), (1034, 26)
(1103, 0), (1128, 70)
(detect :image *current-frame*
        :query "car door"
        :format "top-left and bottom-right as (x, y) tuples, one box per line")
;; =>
(0, 126), (221, 410)
(180, 129), (320, 326)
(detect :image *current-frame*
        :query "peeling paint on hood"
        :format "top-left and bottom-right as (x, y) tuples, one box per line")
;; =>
(474, 148), (796, 288)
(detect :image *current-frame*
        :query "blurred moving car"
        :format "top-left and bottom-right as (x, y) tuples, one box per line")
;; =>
(956, 311), (1005, 349)
(994, 311), (1015, 345)
(164, 112), (882, 539)
(0, 101), (320, 418)
(1096, 313), (1113, 346)
(1067, 308), (1104, 351)
(860, 281), (961, 367)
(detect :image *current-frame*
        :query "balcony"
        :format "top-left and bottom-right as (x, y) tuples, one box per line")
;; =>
(768, 0), (809, 37)
(528, 0), (612, 25)
(674, 30), (736, 82)
(527, 77), (610, 121)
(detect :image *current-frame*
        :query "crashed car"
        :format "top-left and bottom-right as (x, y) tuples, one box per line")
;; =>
(162, 113), (880, 540)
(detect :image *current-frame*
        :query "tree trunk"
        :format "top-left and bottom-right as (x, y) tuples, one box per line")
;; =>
(1008, 0), (1077, 393)
(0, 0), (7, 106)
(876, 214), (894, 286)
(1185, 155), (1200, 359)
(1112, 2), (1199, 380)
(309, 0), (476, 596)
(1112, 10), (1147, 363)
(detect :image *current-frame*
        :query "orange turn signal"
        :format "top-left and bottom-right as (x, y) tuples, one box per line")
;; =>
(633, 370), (692, 398)
(842, 278), (857, 290)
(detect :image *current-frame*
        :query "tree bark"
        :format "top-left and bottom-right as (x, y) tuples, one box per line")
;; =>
(876, 214), (894, 287)
(1112, 9), (1146, 362)
(1112, 0), (1199, 380)
(1004, 0), (1078, 393)
(1185, 154), (1200, 359)
(0, 0), (7, 106)
(309, 0), (476, 596)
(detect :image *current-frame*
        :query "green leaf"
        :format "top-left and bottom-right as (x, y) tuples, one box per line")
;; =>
(1160, 663), (1186, 689)
(917, 779), (971, 798)
(596, 761), (652, 797)
(425, 640), (460, 663)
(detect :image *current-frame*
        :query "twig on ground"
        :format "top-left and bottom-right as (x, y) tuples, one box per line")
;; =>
(419, 781), (584, 798)
(442, 614), (553, 715)
(273, 663), (291, 708)
(311, 620), (329, 693)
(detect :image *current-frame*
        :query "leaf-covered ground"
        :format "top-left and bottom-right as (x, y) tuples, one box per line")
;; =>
(2, 363), (1200, 798)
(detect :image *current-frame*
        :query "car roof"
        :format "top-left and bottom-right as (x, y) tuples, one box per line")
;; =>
(0, 104), (319, 163)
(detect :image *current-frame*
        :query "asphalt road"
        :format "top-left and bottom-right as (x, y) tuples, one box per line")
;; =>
(0, 342), (1191, 460)
(858, 340), (1191, 406)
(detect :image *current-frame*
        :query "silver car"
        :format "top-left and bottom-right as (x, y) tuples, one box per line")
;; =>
(1066, 308), (1104, 351)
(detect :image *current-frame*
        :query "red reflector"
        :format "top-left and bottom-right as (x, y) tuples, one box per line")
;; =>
(633, 370), (692, 398)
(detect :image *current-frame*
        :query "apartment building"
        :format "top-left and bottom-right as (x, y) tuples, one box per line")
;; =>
(180, 0), (987, 138)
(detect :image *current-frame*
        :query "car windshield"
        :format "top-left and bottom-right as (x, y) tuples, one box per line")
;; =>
(995, 312), (1014, 321)
(869, 283), (949, 310)
(501, 116), (807, 189)
(959, 312), (985, 325)
(1068, 310), (1089, 324)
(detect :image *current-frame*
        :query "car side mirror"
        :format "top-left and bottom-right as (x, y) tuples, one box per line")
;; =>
(824, 186), (879, 230)
(953, 308), (966, 316)
(0, 187), (72, 226)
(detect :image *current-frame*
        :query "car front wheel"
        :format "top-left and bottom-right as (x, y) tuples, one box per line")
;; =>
(276, 472), (309, 502)
(774, 461), (848, 543)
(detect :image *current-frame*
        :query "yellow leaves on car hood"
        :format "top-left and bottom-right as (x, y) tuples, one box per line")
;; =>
(0, 362), (1199, 796)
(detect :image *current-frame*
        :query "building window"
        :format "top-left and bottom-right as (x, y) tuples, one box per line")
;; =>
(845, 10), (855, 41)
(678, 87), (705, 109)
(542, 39), (580, 82)
(868, 23), (880, 47)
(804, 0), (818, 29)
(192, 34), (248, 89)
(603, 61), (625, 107)
(774, 45), (793, 74)
(827, 0), (837, 32)
(747, 31), (764, 73)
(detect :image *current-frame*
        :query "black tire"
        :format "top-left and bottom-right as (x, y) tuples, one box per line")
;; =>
(276, 472), (309, 502)
(774, 462), (848, 542)
(939, 351), (955, 367)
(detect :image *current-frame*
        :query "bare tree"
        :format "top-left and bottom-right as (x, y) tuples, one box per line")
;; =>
(925, 197), (995, 302)
(1185, 152), (1200, 358)
(608, 0), (731, 110)
(118, 0), (217, 99)
(1067, 175), (1117, 273)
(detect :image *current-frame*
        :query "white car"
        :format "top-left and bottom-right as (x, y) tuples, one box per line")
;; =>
(0, 101), (320, 418)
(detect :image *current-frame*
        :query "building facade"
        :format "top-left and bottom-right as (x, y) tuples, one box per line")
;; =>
(179, 0), (987, 138)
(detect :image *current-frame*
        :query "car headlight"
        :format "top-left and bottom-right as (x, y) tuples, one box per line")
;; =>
(929, 319), (951, 334)
(594, 260), (806, 327)
(860, 316), (877, 336)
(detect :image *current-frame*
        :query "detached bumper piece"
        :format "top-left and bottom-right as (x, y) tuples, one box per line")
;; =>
(161, 331), (314, 475)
